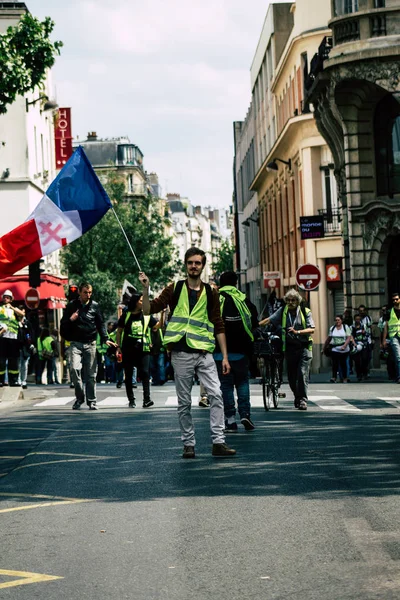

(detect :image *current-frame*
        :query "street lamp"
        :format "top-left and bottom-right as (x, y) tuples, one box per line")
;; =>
(26, 95), (58, 112)
(266, 157), (292, 171)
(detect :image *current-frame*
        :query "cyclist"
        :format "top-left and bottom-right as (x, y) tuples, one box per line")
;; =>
(259, 289), (315, 410)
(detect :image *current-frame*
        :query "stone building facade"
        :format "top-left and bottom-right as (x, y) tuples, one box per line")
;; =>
(306, 0), (400, 322)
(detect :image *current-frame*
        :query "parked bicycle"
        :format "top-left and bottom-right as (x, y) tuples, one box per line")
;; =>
(254, 329), (285, 411)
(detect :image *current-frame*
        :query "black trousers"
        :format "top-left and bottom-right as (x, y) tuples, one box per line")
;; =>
(122, 347), (150, 402)
(0, 337), (20, 385)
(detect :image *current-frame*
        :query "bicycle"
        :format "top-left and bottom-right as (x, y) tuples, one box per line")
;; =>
(254, 330), (285, 411)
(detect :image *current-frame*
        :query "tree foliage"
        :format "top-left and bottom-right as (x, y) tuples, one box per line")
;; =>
(0, 13), (62, 114)
(211, 239), (235, 282)
(61, 172), (180, 316)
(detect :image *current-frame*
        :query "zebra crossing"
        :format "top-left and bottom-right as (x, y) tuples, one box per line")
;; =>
(32, 385), (400, 412)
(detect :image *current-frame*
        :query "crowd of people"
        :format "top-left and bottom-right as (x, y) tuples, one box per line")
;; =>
(2, 248), (400, 459)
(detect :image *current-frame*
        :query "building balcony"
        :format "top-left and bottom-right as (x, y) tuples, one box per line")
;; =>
(126, 183), (150, 197)
(329, 5), (399, 48)
(318, 209), (342, 236)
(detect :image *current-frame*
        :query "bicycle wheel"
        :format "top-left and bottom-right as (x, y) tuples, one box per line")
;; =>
(261, 359), (270, 411)
(271, 359), (280, 409)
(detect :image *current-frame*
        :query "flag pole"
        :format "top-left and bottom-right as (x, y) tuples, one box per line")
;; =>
(111, 207), (142, 271)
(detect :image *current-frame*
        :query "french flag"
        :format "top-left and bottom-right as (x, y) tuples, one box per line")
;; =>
(0, 147), (112, 279)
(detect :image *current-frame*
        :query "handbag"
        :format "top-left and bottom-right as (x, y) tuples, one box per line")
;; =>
(41, 349), (54, 360)
(323, 346), (332, 357)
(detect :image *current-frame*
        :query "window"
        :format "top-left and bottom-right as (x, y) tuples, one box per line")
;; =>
(128, 174), (133, 193)
(267, 43), (273, 81)
(334, 0), (358, 16)
(375, 94), (400, 197)
(374, 0), (385, 6)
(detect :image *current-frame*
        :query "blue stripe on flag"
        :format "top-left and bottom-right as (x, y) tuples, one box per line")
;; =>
(46, 146), (112, 234)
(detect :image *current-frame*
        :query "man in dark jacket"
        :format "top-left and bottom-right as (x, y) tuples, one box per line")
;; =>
(214, 271), (259, 431)
(60, 282), (113, 410)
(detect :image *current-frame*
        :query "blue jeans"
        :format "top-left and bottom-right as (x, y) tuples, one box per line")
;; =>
(390, 336), (400, 379)
(216, 356), (251, 419)
(150, 352), (166, 384)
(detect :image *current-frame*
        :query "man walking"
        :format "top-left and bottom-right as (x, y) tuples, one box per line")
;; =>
(384, 292), (400, 383)
(260, 289), (315, 410)
(60, 282), (113, 410)
(139, 247), (236, 458)
(215, 271), (259, 431)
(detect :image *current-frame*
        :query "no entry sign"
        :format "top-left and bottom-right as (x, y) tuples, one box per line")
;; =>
(295, 264), (321, 291)
(25, 287), (40, 309)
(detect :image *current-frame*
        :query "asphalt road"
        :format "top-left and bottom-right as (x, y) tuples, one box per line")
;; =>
(1, 380), (400, 599)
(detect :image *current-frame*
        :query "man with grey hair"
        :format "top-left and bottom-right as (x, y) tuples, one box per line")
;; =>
(260, 289), (315, 410)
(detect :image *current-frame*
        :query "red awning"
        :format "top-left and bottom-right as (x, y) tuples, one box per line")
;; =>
(0, 274), (68, 306)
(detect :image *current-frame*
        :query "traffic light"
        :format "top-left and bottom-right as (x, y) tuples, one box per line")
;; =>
(68, 285), (79, 301)
(28, 259), (45, 288)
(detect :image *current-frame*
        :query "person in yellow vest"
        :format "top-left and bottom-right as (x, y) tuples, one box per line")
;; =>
(0, 290), (24, 386)
(215, 271), (259, 431)
(150, 310), (167, 386)
(37, 327), (57, 385)
(383, 292), (400, 383)
(260, 288), (315, 410)
(116, 293), (158, 408)
(139, 247), (236, 459)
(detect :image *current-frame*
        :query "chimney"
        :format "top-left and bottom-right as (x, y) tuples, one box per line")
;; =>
(87, 132), (97, 141)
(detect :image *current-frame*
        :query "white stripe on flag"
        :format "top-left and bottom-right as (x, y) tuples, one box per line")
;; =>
(29, 195), (82, 256)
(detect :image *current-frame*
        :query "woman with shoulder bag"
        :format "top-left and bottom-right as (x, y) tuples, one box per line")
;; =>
(322, 315), (352, 383)
(116, 293), (157, 408)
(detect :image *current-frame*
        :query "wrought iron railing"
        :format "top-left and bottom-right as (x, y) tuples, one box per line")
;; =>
(304, 36), (333, 91)
(318, 209), (342, 235)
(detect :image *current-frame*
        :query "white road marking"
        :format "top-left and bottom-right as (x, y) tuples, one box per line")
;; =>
(377, 397), (400, 409)
(308, 395), (361, 411)
(97, 397), (129, 407)
(165, 396), (202, 407)
(34, 397), (74, 406)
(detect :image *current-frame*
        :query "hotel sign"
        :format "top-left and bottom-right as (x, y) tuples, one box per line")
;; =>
(55, 108), (73, 169)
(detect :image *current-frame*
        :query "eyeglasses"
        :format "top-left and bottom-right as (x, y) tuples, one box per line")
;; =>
(187, 261), (202, 266)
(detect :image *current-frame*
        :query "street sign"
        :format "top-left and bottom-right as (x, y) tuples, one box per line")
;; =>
(300, 216), (325, 240)
(295, 264), (321, 291)
(263, 271), (281, 289)
(25, 287), (40, 309)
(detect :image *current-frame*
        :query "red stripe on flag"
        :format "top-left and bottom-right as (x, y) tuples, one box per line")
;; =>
(0, 220), (42, 279)
(61, 238), (67, 246)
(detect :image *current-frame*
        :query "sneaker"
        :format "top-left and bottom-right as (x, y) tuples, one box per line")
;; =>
(212, 443), (236, 457)
(241, 416), (255, 431)
(298, 400), (307, 411)
(294, 398), (300, 408)
(22, 384), (27, 390)
(225, 421), (238, 432)
(128, 399), (136, 408)
(72, 400), (82, 410)
(199, 396), (210, 408)
(88, 402), (98, 410)
(143, 399), (154, 408)
(132, 384), (137, 389)
(69, 384), (74, 389)
(182, 445), (195, 459)
(116, 381), (122, 389)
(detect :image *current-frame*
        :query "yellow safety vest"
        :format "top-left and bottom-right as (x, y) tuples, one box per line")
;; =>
(164, 283), (215, 352)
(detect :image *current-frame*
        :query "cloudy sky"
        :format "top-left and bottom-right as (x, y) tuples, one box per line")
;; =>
(29, 1), (290, 208)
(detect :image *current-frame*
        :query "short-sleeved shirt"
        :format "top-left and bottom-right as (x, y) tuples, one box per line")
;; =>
(118, 311), (157, 352)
